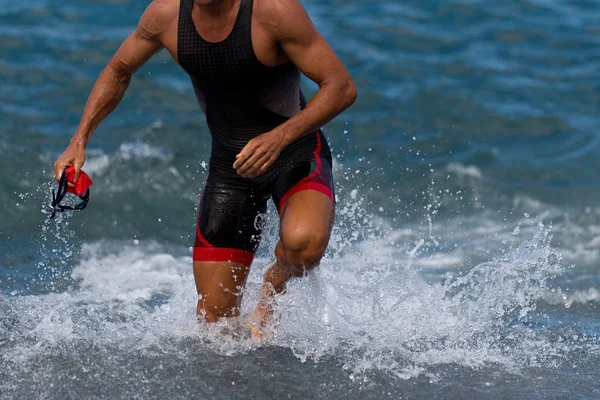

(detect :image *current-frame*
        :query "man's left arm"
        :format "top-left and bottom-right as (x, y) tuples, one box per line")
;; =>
(234, 0), (356, 177)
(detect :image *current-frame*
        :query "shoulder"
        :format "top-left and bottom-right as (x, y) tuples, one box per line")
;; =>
(253, 0), (316, 41)
(138, 0), (180, 40)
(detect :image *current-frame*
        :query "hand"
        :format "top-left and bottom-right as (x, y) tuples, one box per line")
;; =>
(233, 131), (286, 178)
(54, 141), (86, 187)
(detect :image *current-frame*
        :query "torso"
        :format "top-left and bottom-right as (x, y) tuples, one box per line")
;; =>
(157, 0), (286, 69)
(158, 0), (309, 180)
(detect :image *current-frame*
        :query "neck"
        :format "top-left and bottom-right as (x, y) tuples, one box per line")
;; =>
(194, 0), (238, 17)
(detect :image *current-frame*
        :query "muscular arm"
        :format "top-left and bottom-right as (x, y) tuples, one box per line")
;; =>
(234, 0), (356, 177)
(265, 0), (357, 145)
(54, 0), (174, 181)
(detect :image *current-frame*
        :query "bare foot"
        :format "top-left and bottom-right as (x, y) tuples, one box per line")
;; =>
(250, 323), (270, 342)
(250, 283), (278, 342)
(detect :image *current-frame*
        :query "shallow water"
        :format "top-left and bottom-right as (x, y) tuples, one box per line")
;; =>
(2, 0), (600, 399)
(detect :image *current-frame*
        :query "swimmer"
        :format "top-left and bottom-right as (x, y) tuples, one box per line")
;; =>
(53, 0), (356, 341)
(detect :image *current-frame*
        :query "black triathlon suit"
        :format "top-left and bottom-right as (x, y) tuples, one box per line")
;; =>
(178, 0), (335, 266)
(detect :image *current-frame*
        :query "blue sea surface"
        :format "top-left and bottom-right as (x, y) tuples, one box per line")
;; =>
(1, 0), (600, 399)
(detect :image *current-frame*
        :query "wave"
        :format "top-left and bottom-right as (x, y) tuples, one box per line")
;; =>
(3, 220), (598, 385)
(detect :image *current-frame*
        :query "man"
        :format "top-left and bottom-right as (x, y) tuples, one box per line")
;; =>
(54, 0), (356, 340)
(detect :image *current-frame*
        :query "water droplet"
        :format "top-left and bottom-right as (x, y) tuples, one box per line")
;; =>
(133, 239), (139, 245)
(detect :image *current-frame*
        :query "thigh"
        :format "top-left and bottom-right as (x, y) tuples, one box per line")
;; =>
(194, 178), (268, 266)
(193, 260), (250, 320)
(279, 189), (335, 245)
(273, 131), (336, 252)
(271, 130), (335, 213)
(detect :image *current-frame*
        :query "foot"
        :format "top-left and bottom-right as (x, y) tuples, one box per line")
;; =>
(250, 283), (278, 342)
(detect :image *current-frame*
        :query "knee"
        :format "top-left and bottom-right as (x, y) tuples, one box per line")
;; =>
(276, 230), (329, 275)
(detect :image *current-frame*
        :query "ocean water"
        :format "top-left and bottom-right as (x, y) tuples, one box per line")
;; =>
(1, 0), (599, 398)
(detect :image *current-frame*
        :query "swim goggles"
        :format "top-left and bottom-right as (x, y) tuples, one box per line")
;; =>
(50, 167), (93, 219)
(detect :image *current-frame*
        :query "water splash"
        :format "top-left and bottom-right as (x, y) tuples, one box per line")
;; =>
(2, 215), (591, 387)
(271, 221), (574, 380)
(1, 167), (598, 388)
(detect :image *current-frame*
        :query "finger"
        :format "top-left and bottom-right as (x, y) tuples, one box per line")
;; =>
(54, 161), (63, 181)
(236, 146), (267, 175)
(73, 163), (82, 183)
(237, 151), (267, 177)
(244, 149), (278, 177)
(244, 153), (274, 177)
(234, 142), (255, 169)
(233, 153), (247, 170)
(54, 164), (75, 187)
(259, 158), (274, 173)
(54, 162), (68, 182)
(264, 151), (281, 170)
(237, 158), (259, 177)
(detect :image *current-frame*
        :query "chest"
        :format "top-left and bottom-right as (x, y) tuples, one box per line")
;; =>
(162, 2), (283, 71)
(191, 4), (240, 44)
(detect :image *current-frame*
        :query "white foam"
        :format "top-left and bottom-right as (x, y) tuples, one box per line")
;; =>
(82, 150), (110, 175)
(446, 163), (483, 180)
(270, 222), (572, 379)
(6, 175), (600, 383)
(411, 251), (465, 268)
(82, 141), (174, 176)
(544, 288), (600, 307)
(70, 242), (190, 303)
(2, 221), (587, 382)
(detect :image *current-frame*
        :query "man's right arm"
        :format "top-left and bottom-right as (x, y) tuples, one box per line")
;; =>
(54, 0), (174, 182)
